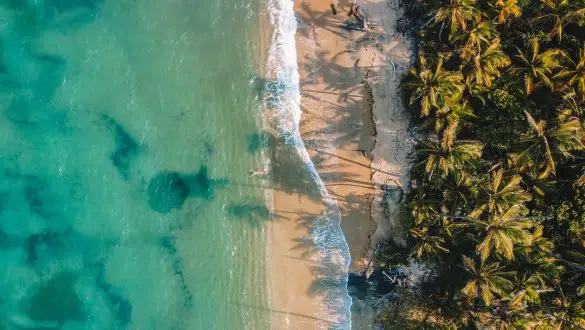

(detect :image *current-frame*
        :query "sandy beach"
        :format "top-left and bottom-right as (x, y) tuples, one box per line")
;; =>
(266, 0), (412, 328)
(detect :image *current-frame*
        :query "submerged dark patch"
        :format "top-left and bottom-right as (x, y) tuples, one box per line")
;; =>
(0, 227), (20, 249)
(147, 172), (190, 213)
(204, 140), (213, 157)
(95, 263), (133, 326)
(24, 230), (64, 265)
(246, 131), (270, 153)
(51, 0), (103, 12)
(24, 271), (87, 324)
(227, 203), (271, 228)
(4, 172), (58, 220)
(228, 204), (270, 218)
(102, 115), (140, 180)
(159, 236), (193, 307)
(183, 165), (230, 199)
(147, 166), (228, 213)
(182, 166), (213, 199)
(24, 176), (49, 219)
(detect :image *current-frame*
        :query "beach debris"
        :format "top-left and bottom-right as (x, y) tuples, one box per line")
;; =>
(348, 0), (367, 29)
(363, 243), (381, 277)
(389, 59), (396, 81)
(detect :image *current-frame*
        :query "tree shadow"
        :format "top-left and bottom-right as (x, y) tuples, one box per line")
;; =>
(299, 49), (379, 159)
(246, 131), (272, 153)
(285, 206), (354, 328)
(296, 2), (354, 42)
(266, 133), (324, 200)
(227, 200), (285, 229)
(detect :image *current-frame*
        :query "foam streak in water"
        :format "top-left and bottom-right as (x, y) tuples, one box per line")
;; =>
(264, 0), (352, 328)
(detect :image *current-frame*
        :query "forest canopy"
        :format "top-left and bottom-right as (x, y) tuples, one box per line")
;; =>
(380, 0), (585, 328)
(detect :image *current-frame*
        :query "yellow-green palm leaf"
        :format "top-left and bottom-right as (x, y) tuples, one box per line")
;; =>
(461, 256), (515, 306)
(510, 39), (563, 95)
(403, 56), (464, 117)
(476, 204), (533, 261)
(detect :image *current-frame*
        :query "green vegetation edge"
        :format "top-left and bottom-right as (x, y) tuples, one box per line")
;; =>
(376, 0), (585, 328)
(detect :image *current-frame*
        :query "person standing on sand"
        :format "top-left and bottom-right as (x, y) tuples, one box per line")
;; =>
(348, 0), (367, 29)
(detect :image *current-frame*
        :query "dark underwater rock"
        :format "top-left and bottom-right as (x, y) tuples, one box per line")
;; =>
(24, 271), (87, 325)
(147, 166), (228, 213)
(147, 172), (190, 214)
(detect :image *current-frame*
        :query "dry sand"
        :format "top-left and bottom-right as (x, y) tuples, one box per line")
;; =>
(265, 0), (412, 328)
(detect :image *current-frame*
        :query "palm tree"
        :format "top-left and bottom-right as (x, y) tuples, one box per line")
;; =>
(469, 169), (531, 218)
(454, 21), (499, 60)
(542, 295), (585, 329)
(475, 310), (540, 329)
(409, 185), (442, 225)
(508, 276), (546, 310)
(507, 248), (560, 309)
(492, 0), (522, 24)
(509, 39), (563, 95)
(429, 98), (476, 133)
(465, 38), (511, 87)
(554, 44), (585, 99)
(461, 256), (515, 306)
(532, 0), (585, 42)
(441, 170), (479, 216)
(462, 74), (488, 104)
(403, 56), (464, 117)
(411, 226), (450, 258)
(512, 111), (585, 179)
(561, 91), (583, 117)
(435, 0), (481, 40)
(475, 204), (533, 261)
(416, 122), (483, 179)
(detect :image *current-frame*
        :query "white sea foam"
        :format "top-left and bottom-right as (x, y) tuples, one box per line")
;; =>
(264, 0), (352, 328)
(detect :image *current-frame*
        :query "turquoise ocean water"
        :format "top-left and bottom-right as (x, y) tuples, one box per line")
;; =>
(0, 0), (274, 328)
(0, 0), (354, 328)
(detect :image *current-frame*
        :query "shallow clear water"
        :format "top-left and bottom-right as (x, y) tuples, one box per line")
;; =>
(0, 0), (271, 328)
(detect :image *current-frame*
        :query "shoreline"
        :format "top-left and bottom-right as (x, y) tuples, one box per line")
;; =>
(265, 0), (412, 328)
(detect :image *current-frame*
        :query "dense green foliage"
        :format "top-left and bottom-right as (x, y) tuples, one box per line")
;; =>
(381, 0), (585, 328)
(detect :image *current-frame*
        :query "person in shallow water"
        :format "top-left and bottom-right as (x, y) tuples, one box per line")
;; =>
(248, 169), (269, 177)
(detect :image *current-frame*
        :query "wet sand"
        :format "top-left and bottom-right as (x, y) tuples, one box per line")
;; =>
(266, 0), (412, 328)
